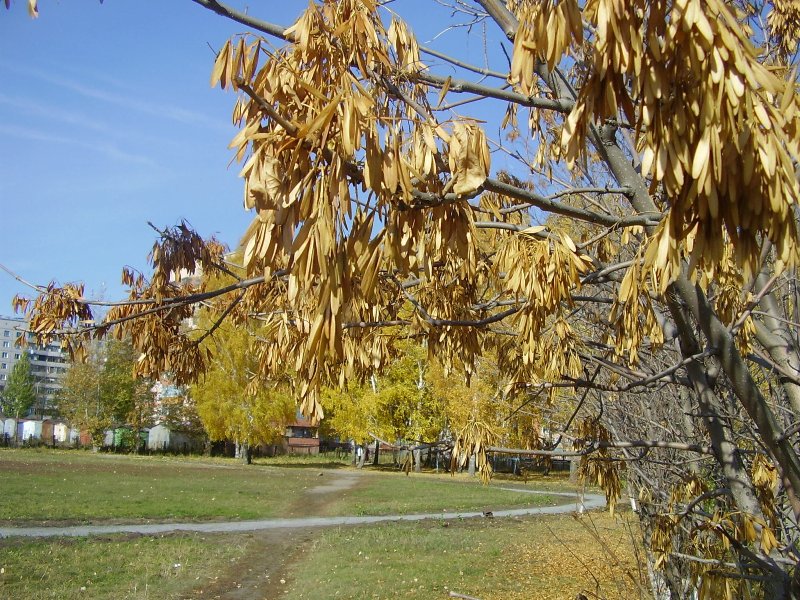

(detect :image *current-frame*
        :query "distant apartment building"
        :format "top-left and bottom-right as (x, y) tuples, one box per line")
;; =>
(0, 315), (69, 417)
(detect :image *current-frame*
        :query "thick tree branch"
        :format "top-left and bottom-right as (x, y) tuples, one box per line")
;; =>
(482, 177), (661, 228)
(674, 276), (800, 519)
(472, 0), (518, 41)
(487, 440), (714, 457)
(190, 0), (291, 41)
(415, 71), (572, 113)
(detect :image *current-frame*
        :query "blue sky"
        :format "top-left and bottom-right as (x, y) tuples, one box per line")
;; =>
(0, 1), (509, 313)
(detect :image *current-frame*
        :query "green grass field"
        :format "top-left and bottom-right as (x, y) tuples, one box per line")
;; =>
(328, 470), (561, 516)
(0, 449), (640, 600)
(0, 449), (561, 523)
(0, 450), (323, 522)
(0, 533), (248, 600)
(0, 514), (644, 600)
(284, 513), (645, 600)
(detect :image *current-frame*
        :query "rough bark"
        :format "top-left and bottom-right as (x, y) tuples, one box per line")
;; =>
(673, 277), (800, 520)
(665, 295), (765, 518)
(593, 114), (800, 521)
(752, 274), (800, 415)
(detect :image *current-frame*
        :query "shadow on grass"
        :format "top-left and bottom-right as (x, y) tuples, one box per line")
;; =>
(491, 471), (572, 483)
(254, 459), (351, 470)
(364, 463), (404, 473)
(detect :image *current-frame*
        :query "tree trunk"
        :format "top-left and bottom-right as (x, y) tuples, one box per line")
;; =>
(236, 441), (252, 465)
(752, 280), (800, 414)
(666, 296), (766, 518)
(569, 458), (579, 483)
(754, 319), (800, 412)
(373, 439), (379, 466)
(677, 389), (701, 477)
(673, 276), (800, 521)
(574, 78), (796, 596)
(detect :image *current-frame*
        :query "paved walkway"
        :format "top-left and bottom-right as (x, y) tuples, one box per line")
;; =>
(0, 489), (605, 539)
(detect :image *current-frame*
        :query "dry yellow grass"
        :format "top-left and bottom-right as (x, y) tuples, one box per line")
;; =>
(494, 512), (647, 600)
(285, 510), (649, 600)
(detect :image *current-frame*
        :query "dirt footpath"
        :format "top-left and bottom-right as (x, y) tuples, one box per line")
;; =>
(184, 471), (363, 600)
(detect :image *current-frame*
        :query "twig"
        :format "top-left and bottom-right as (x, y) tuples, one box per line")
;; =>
(193, 290), (245, 346)
(570, 513), (649, 594)
(419, 44), (506, 79)
(0, 263), (48, 295)
(729, 272), (780, 335)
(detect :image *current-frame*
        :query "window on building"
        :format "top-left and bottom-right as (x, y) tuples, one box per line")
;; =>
(14, 353), (20, 359)
(1, 363), (6, 370)
(2, 341), (8, 348)
(0, 374), (6, 381)
(3, 330), (9, 337)
(287, 426), (315, 438)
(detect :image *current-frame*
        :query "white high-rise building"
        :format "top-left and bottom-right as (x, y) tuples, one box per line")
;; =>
(0, 315), (68, 417)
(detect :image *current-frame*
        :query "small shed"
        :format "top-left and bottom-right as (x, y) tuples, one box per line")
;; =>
(53, 422), (69, 443)
(111, 427), (148, 450)
(41, 419), (55, 443)
(79, 429), (93, 447)
(22, 420), (42, 441)
(147, 424), (203, 453)
(282, 415), (320, 455)
(147, 424), (170, 450)
(3, 418), (16, 438)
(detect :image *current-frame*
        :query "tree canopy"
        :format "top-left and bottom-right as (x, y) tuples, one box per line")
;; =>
(57, 338), (154, 446)
(190, 319), (295, 455)
(190, 293), (295, 461)
(8, 0), (800, 597)
(2, 352), (36, 421)
(56, 356), (102, 437)
(322, 340), (447, 445)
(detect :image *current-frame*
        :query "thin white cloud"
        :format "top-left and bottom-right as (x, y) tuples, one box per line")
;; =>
(0, 60), (230, 133)
(0, 123), (157, 166)
(54, 62), (142, 96)
(0, 92), (114, 136)
(0, 92), (200, 150)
